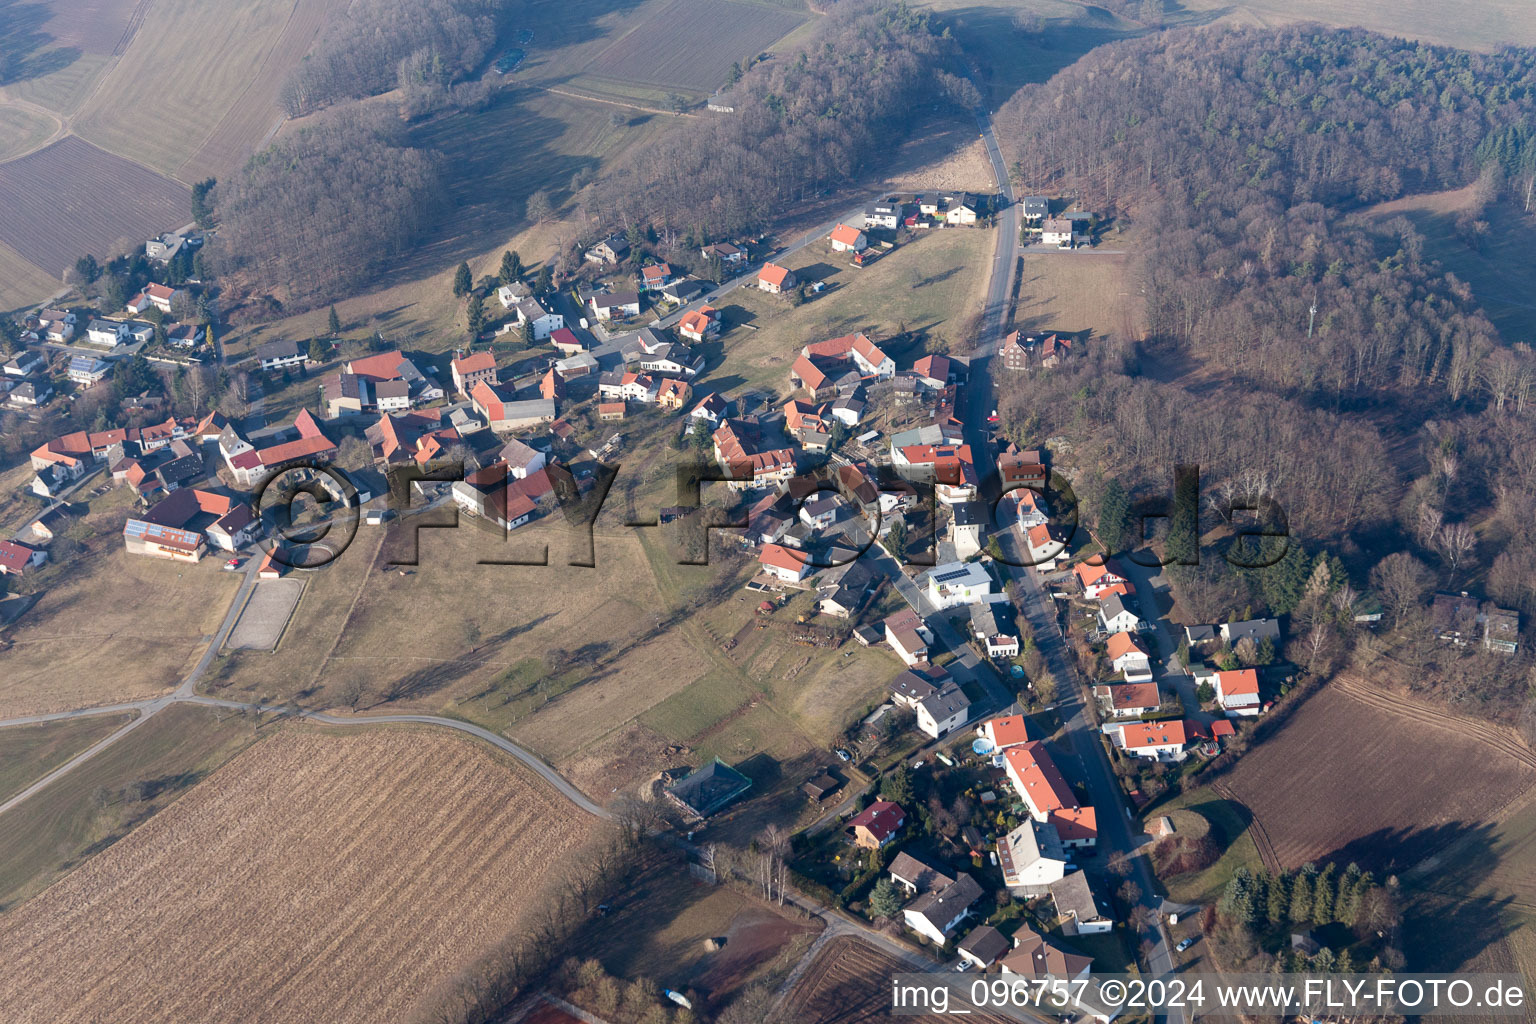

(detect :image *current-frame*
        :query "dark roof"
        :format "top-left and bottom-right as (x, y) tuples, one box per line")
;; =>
(920, 682), (972, 722)
(891, 668), (941, 703)
(666, 758), (751, 817)
(959, 924), (1010, 964)
(256, 338), (302, 361)
(952, 501), (986, 527)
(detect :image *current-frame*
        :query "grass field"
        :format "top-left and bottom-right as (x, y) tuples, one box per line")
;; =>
(1014, 248), (1141, 339)
(1, 490), (241, 717)
(0, 712), (134, 803)
(0, 726), (601, 1023)
(20, 0), (148, 56)
(566, 0), (806, 101)
(70, 0), (313, 179)
(0, 104), (59, 162)
(0, 703), (261, 911)
(1151, 791), (1262, 906)
(1365, 187), (1536, 346)
(1176, 0), (1536, 52)
(0, 135), (188, 278)
(717, 226), (996, 399)
(3, 53), (116, 116)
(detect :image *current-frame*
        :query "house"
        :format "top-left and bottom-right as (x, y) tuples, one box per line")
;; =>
(1075, 559), (1128, 600)
(911, 354), (950, 390)
(845, 800), (905, 849)
(803, 772), (841, 801)
(322, 372), (370, 418)
(10, 379), (52, 406)
(1041, 218), (1080, 247)
(889, 850), (950, 895)
(925, 561), (994, 610)
(597, 401), (625, 422)
(661, 278), (707, 304)
(1094, 682), (1161, 719)
(998, 330), (1031, 372)
(701, 242), (745, 266)
(656, 378), (692, 410)
(951, 501), (986, 559)
(126, 283), (183, 315)
(164, 324), (200, 349)
(255, 338), (306, 371)
(547, 328), (587, 357)
(678, 305), (720, 342)
(373, 379), (411, 413)
(638, 342), (703, 379)
(1014, 490), (1049, 531)
(67, 356), (111, 388)
(1118, 720), (1190, 761)
(4, 350), (46, 377)
(496, 281), (532, 308)
(1213, 669), (1261, 717)
(1000, 926), (1094, 984)
(1048, 872), (1111, 935)
(690, 392), (729, 427)
(1098, 593), (1142, 634)
(1485, 606), (1521, 653)
(803, 331), (895, 379)
(1025, 523), (1065, 576)
(86, 319), (128, 347)
(903, 869), (983, 945)
(1021, 196), (1050, 223)
(145, 233), (186, 262)
(126, 488), (258, 561)
(975, 715), (1030, 754)
(759, 543), (810, 583)
(449, 464), (548, 531)
(958, 925), (1011, 970)
(829, 396), (864, 428)
(450, 351), (498, 396)
(884, 608), (932, 666)
(1004, 742), (1080, 823)
(1039, 333), (1073, 368)
(864, 200), (901, 230)
(799, 495), (839, 530)
(0, 540), (46, 576)
(890, 665), (949, 708)
(639, 262), (672, 290)
(588, 290), (641, 321)
(945, 194), (980, 225)
(665, 758), (752, 819)
(970, 602), (1019, 658)
(365, 408), (463, 467)
(916, 680), (971, 739)
(757, 263), (796, 294)
(997, 820), (1069, 893)
(584, 234), (630, 265)
(470, 380), (556, 432)
(829, 223), (868, 252)
(1104, 631), (1152, 682)
(224, 409), (337, 486)
(512, 298), (563, 340)
(1219, 617), (1282, 646)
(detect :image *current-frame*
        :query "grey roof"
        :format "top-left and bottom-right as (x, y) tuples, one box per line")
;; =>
(889, 851), (953, 891)
(1184, 624), (1217, 643)
(952, 501), (985, 527)
(959, 925), (1010, 964)
(374, 379), (409, 399)
(1049, 871), (1104, 924)
(1100, 592), (1136, 623)
(516, 297), (550, 321)
(1023, 196), (1050, 216)
(662, 278), (706, 300)
(1220, 617), (1281, 643)
(890, 669), (940, 703)
(907, 871), (983, 925)
(890, 424), (945, 449)
(87, 318), (123, 334)
(969, 602), (1000, 637)
(920, 682), (971, 722)
(256, 338), (302, 361)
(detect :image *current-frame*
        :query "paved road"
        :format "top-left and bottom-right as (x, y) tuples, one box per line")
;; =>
(961, 110), (1185, 1022)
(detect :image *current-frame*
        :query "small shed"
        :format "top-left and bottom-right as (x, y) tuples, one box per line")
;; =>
(666, 758), (752, 820)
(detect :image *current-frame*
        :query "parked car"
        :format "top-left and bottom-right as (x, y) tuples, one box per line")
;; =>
(223, 558), (242, 571)
(1175, 936), (1198, 952)
(953, 960), (972, 973)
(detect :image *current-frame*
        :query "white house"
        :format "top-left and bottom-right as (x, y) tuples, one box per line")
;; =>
(1118, 720), (1190, 761)
(996, 819), (1069, 893)
(758, 543), (810, 583)
(515, 298), (564, 340)
(945, 194), (979, 225)
(1105, 631), (1152, 682)
(829, 223), (868, 252)
(1024, 523), (1066, 572)
(799, 495), (839, 530)
(1097, 593), (1142, 634)
(903, 873), (983, 945)
(1074, 559), (1129, 600)
(885, 609), (932, 667)
(1093, 682), (1161, 719)
(1213, 668), (1262, 716)
(497, 281), (532, 308)
(926, 560), (994, 610)
(1048, 872), (1111, 936)
(975, 714), (1031, 752)
(0, 539), (47, 576)
(588, 291), (641, 321)
(916, 682), (971, 739)
(86, 319), (128, 347)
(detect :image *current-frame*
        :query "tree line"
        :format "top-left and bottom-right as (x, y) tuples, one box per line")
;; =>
(584, 0), (963, 243)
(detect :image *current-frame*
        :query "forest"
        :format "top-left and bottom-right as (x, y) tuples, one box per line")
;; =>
(207, 108), (444, 309)
(993, 27), (1536, 722)
(585, 0), (964, 241)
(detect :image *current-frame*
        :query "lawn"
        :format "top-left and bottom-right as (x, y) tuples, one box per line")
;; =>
(0, 104), (59, 162)
(1151, 790), (1263, 906)
(0, 712), (134, 804)
(717, 226), (996, 401)
(1014, 247), (1141, 340)
(0, 702), (265, 911)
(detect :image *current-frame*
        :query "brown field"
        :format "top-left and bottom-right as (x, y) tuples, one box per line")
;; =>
(71, 0), (320, 178)
(879, 116), (1000, 194)
(571, 0), (806, 99)
(0, 103), (60, 162)
(0, 505), (240, 716)
(0, 135), (188, 277)
(785, 936), (1014, 1024)
(174, 0), (341, 182)
(1218, 681), (1536, 874)
(0, 237), (65, 311)
(0, 726), (601, 1024)
(1178, 0), (1536, 52)
(23, 0), (149, 56)
(1014, 248), (1141, 340)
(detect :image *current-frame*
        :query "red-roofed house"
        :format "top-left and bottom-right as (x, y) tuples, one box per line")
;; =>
(1093, 682), (1161, 718)
(1118, 720), (1191, 761)
(829, 223), (868, 253)
(1213, 669), (1261, 716)
(345, 350), (412, 382)
(1025, 522), (1067, 571)
(846, 800), (905, 849)
(757, 263), (796, 294)
(640, 262), (673, 289)
(678, 305), (720, 342)
(0, 540), (46, 575)
(450, 351), (498, 396)
(1104, 631), (1152, 681)
(1048, 807), (1097, 848)
(759, 543), (810, 583)
(1074, 559), (1128, 600)
(912, 354), (950, 389)
(1003, 742), (1080, 822)
(976, 714), (1031, 752)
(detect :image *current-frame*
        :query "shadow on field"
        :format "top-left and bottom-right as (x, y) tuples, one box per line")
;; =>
(0, 0), (79, 87)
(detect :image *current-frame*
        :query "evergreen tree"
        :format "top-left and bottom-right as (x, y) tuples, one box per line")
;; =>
(1195, 681), (1216, 704)
(1164, 467), (1200, 565)
(534, 265), (553, 294)
(1312, 947), (1336, 973)
(452, 261), (473, 297)
(0, 316), (19, 356)
(689, 418), (712, 451)
(308, 337), (329, 363)
(1335, 863), (1365, 925)
(829, 419), (848, 450)
(466, 292), (485, 338)
(1312, 863), (1336, 924)
(1255, 536), (1311, 614)
(190, 178), (216, 228)
(1289, 864), (1316, 924)
(73, 254), (100, 285)
(726, 60), (743, 86)
(1267, 871), (1292, 925)
(327, 305), (342, 335)
(869, 878), (902, 918)
(1219, 867), (1261, 926)
(1098, 477), (1130, 555)
(885, 517), (908, 558)
(519, 318), (533, 345)
(1335, 948), (1354, 974)
(154, 322), (167, 348)
(880, 765), (912, 805)
(500, 250), (523, 284)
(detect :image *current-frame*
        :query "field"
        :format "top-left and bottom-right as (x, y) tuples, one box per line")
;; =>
(0, 712), (133, 803)
(0, 103), (60, 162)
(0, 726), (601, 1023)
(16, 0), (148, 58)
(719, 226), (997, 398)
(1366, 187), (1536, 346)
(1014, 248), (1141, 340)
(567, 0), (807, 101)
(784, 936), (1014, 1024)
(1177, 0), (1536, 52)
(69, 0), (326, 179)
(0, 135), (189, 278)
(0, 703), (261, 910)
(0, 492), (241, 717)
(1151, 790), (1262, 906)
(1217, 681), (1536, 874)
